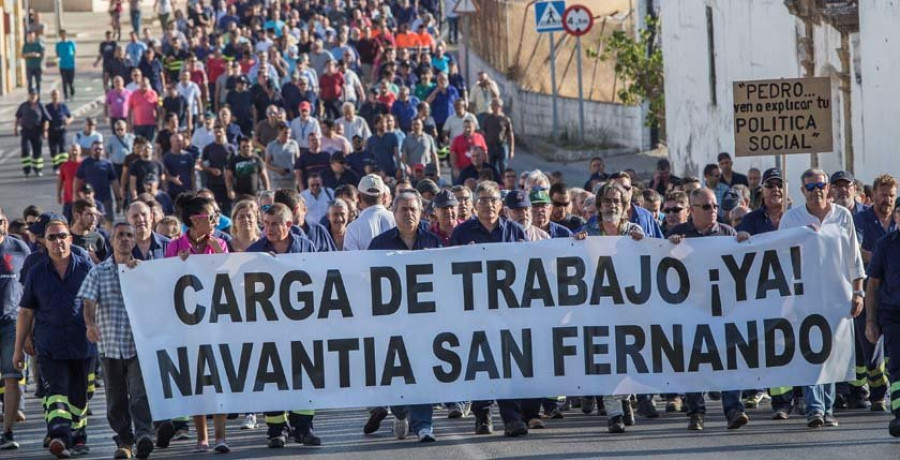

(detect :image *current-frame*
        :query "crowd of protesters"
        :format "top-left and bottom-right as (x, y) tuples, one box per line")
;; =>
(4, 0), (900, 459)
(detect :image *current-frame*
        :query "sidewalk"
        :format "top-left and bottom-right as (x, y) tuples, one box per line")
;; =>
(0, 5), (164, 215)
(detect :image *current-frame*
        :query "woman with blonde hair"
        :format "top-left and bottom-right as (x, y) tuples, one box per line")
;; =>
(229, 199), (261, 253)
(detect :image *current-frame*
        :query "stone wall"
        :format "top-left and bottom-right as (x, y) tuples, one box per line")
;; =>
(463, 45), (644, 152)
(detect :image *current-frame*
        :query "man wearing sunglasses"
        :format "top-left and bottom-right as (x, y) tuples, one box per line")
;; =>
(661, 191), (690, 237)
(14, 217), (96, 458)
(780, 168), (866, 429)
(667, 188), (751, 431)
(737, 168), (786, 236)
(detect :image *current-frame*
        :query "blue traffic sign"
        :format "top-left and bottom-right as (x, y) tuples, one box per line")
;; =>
(535, 1), (566, 33)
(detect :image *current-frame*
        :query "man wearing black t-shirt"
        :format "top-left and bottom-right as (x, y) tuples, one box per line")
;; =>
(293, 132), (331, 191)
(226, 137), (269, 199)
(202, 124), (236, 211)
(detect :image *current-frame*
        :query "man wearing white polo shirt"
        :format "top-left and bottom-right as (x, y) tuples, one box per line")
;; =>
(342, 175), (395, 251)
(780, 168), (866, 429)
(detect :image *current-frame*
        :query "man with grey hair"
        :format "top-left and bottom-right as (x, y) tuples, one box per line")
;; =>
(667, 187), (751, 431)
(343, 174), (395, 251)
(367, 189), (442, 442)
(336, 102), (372, 142)
(79, 222), (154, 459)
(450, 181), (535, 437)
(126, 201), (169, 260)
(780, 168), (865, 428)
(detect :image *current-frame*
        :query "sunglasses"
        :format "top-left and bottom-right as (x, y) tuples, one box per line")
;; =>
(804, 182), (828, 191)
(764, 181), (784, 189)
(692, 203), (719, 211)
(662, 207), (684, 214)
(46, 232), (70, 242)
(552, 201), (570, 207)
(260, 204), (273, 212)
(192, 213), (217, 223)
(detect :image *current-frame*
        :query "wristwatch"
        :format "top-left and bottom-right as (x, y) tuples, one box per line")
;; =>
(853, 290), (865, 298)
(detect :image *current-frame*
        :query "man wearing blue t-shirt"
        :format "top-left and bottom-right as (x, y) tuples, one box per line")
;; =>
(55, 30), (77, 101)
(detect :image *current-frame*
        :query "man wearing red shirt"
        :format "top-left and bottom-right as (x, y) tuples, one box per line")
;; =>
(449, 119), (487, 179)
(57, 144), (83, 221)
(127, 77), (159, 141)
(318, 59), (345, 121)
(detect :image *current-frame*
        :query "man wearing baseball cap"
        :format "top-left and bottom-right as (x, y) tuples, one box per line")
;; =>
(529, 189), (572, 238)
(830, 170), (866, 215)
(343, 174), (395, 250)
(322, 152), (359, 190)
(737, 168), (786, 237)
(504, 190), (549, 241)
(429, 190), (461, 246)
(289, 101), (322, 150)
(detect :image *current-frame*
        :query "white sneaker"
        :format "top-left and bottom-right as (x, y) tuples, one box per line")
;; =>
(417, 427), (436, 443)
(240, 414), (257, 430)
(393, 417), (409, 440)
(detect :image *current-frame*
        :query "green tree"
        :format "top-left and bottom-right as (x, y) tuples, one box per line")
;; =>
(599, 16), (665, 132)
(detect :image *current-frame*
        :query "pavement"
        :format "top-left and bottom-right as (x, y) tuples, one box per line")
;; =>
(2, 7), (900, 460)
(5, 388), (900, 459)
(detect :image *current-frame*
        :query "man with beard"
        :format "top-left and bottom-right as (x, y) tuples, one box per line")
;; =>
(667, 188), (750, 431)
(780, 168), (866, 429)
(573, 182), (645, 431)
(831, 170), (867, 215)
(847, 175), (898, 410)
(504, 190), (549, 241)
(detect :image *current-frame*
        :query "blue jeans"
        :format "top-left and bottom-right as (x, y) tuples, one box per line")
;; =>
(133, 125), (156, 143)
(389, 404), (434, 433)
(0, 319), (22, 380)
(684, 390), (743, 416)
(130, 9), (141, 34)
(803, 383), (836, 417)
(489, 144), (509, 176)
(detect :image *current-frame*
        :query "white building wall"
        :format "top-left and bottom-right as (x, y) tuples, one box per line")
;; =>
(858, 0), (900, 186)
(661, 0), (870, 201)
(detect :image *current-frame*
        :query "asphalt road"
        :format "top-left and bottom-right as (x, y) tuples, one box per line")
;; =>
(5, 388), (900, 460)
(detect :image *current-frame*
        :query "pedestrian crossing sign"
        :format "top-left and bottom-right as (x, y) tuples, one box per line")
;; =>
(535, 1), (566, 33)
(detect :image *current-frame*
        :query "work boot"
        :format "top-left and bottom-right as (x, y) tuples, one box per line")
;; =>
(687, 414), (704, 431)
(608, 415), (625, 433)
(726, 409), (749, 430)
(475, 412), (493, 435)
(637, 399), (660, 418)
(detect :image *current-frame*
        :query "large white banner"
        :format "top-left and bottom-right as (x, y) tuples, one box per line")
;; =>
(120, 226), (855, 419)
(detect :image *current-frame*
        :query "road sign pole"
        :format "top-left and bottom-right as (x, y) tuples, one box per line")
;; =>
(549, 31), (559, 140)
(464, 15), (470, 88)
(576, 35), (585, 144)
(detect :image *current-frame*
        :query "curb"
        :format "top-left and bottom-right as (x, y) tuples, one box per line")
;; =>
(72, 94), (106, 119)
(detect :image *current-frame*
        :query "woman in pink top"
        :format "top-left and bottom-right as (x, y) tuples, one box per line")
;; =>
(164, 195), (228, 258)
(163, 195), (229, 452)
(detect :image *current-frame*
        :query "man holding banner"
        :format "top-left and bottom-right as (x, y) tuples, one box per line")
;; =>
(667, 188), (751, 431)
(247, 203), (321, 448)
(368, 189), (443, 442)
(79, 222), (155, 459)
(780, 168), (866, 429)
(449, 181), (537, 437)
